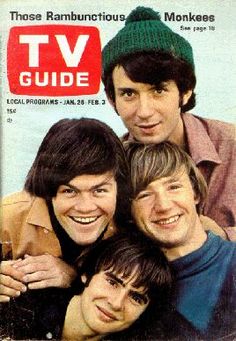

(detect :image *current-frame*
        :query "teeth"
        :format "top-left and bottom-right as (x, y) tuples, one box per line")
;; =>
(72, 216), (98, 224)
(157, 215), (180, 225)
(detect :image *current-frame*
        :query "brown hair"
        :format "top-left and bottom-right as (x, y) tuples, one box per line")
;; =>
(78, 231), (172, 304)
(124, 141), (207, 214)
(24, 117), (131, 229)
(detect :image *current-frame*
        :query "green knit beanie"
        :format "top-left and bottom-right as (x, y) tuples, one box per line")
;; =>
(102, 6), (194, 74)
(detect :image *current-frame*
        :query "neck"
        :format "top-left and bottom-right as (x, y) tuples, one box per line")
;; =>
(168, 114), (186, 150)
(162, 216), (207, 261)
(62, 296), (103, 341)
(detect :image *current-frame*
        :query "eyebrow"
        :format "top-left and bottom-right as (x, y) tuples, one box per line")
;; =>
(163, 169), (186, 184)
(106, 272), (148, 293)
(143, 177), (179, 190)
(106, 272), (124, 286)
(158, 172), (185, 186)
(64, 176), (114, 192)
(142, 174), (183, 192)
(106, 272), (149, 302)
(117, 87), (137, 93)
(163, 176), (181, 184)
(117, 81), (168, 92)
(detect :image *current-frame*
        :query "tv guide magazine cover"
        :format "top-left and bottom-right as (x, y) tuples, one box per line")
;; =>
(0, 0), (236, 340)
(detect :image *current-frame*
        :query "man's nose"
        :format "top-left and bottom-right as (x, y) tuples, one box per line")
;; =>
(153, 191), (172, 212)
(136, 94), (155, 119)
(108, 289), (126, 311)
(73, 194), (97, 212)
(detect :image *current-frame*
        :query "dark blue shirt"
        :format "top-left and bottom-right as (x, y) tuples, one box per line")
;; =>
(171, 232), (236, 337)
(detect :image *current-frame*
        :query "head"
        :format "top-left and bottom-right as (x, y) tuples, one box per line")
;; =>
(102, 6), (196, 144)
(76, 232), (172, 337)
(125, 141), (207, 255)
(24, 118), (131, 245)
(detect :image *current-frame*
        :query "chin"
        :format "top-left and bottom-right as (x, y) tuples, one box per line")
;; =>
(137, 135), (164, 144)
(78, 231), (105, 246)
(77, 237), (98, 246)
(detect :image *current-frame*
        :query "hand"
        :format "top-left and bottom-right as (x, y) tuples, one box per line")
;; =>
(0, 260), (27, 302)
(14, 254), (77, 290)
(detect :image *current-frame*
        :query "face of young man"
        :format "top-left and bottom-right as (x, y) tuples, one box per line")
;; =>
(52, 171), (117, 246)
(79, 270), (149, 337)
(112, 66), (191, 146)
(132, 167), (206, 259)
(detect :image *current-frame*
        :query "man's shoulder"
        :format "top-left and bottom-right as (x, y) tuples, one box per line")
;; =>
(2, 190), (33, 206)
(215, 233), (236, 262)
(1, 191), (44, 222)
(2, 191), (36, 208)
(184, 113), (235, 140)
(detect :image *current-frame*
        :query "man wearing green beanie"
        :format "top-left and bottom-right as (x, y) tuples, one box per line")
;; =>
(102, 6), (236, 238)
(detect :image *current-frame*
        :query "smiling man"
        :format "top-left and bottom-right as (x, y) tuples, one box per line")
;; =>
(102, 6), (236, 232)
(61, 233), (172, 341)
(51, 172), (117, 246)
(0, 233), (173, 340)
(125, 141), (236, 339)
(0, 118), (130, 302)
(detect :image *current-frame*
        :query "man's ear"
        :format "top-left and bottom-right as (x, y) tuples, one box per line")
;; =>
(106, 94), (120, 116)
(81, 274), (87, 284)
(182, 90), (193, 106)
(107, 95), (115, 109)
(194, 193), (200, 205)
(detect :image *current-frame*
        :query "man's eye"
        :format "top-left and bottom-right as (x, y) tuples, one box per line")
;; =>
(62, 188), (76, 195)
(63, 188), (73, 193)
(94, 188), (108, 194)
(120, 90), (135, 99)
(136, 192), (152, 200)
(123, 90), (133, 96)
(154, 88), (164, 94)
(153, 83), (168, 94)
(129, 292), (147, 305)
(106, 277), (118, 288)
(168, 184), (182, 191)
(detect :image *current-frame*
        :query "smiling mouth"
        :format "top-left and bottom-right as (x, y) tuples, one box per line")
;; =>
(96, 305), (118, 322)
(69, 216), (100, 225)
(154, 214), (181, 226)
(138, 122), (161, 129)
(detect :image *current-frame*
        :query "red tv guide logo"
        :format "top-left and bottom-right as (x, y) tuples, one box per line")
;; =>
(7, 25), (101, 96)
